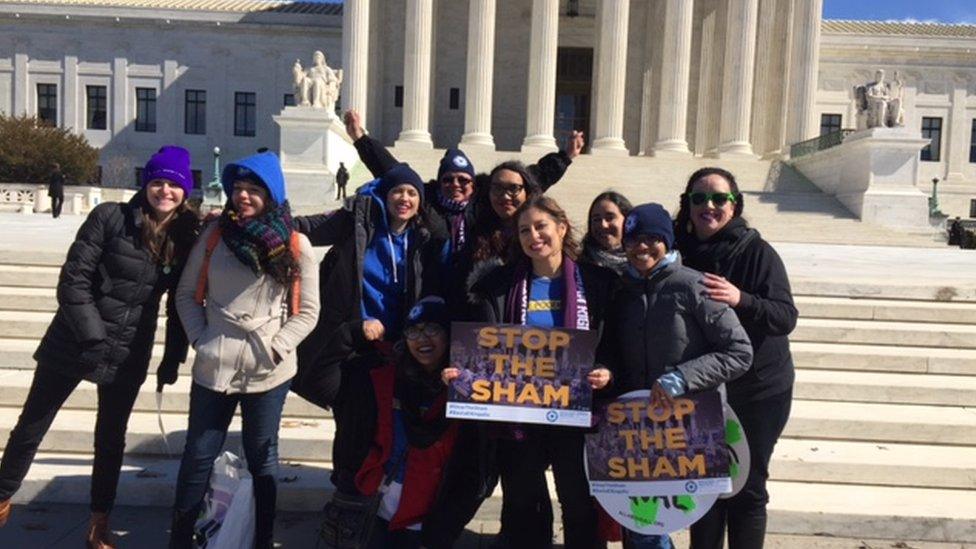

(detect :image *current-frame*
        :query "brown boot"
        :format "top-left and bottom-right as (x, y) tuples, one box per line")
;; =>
(85, 512), (116, 549)
(0, 499), (10, 528)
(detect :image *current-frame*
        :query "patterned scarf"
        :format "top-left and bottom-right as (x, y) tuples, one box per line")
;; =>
(506, 256), (589, 330)
(218, 201), (294, 280)
(437, 193), (469, 251)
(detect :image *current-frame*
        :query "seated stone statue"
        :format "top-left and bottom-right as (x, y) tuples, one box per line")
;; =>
(854, 69), (905, 129)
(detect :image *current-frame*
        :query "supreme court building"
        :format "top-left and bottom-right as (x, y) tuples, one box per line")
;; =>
(2, 0), (976, 187)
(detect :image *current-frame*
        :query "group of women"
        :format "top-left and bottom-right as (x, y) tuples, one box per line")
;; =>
(0, 108), (797, 549)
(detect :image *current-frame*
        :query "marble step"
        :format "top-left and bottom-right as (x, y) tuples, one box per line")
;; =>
(792, 369), (976, 407)
(8, 452), (976, 543)
(771, 438), (976, 490)
(0, 408), (334, 463)
(0, 264), (59, 288)
(789, 341), (976, 376)
(0, 311), (166, 342)
(794, 295), (976, 324)
(783, 400), (976, 446)
(791, 318), (976, 350)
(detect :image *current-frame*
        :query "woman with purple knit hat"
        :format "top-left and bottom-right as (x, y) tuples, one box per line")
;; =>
(0, 146), (200, 548)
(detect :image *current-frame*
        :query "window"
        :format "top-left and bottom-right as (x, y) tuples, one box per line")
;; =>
(184, 89), (206, 135)
(135, 88), (157, 132)
(191, 169), (202, 189)
(921, 117), (942, 162)
(86, 85), (107, 130)
(394, 85), (403, 108)
(134, 167), (144, 188)
(37, 84), (57, 126)
(234, 92), (256, 137)
(819, 113), (842, 136)
(449, 88), (460, 110)
(283, 93), (296, 107)
(970, 120), (976, 163)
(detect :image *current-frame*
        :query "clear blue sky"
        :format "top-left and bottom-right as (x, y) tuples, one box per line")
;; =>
(823, 0), (976, 24)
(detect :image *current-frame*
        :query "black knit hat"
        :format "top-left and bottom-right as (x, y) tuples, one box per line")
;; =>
(624, 203), (675, 250)
(406, 296), (450, 332)
(437, 149), (475, 181)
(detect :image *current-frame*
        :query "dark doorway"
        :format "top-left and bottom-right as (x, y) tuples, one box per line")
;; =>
(555, 47), (593, 149)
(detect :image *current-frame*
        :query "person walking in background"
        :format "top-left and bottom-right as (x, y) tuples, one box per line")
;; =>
(0, 146), (198, 549)
(169, 151), (320, 549)
(601, 202), (753, 549)
(675, 168), (798, 549)
(48, 162), (65, 218)
(335, 162), (349, 200)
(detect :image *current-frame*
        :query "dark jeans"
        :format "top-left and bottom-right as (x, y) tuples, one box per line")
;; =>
(173, 380), (291, 548)
(51, 194), (63, 218)
(367, 517), (421, 549)
(622, 531), (674, 549)
(689, 389), (793, 549)
(496, 428), (596, 549)
(0, 362), (145, 512)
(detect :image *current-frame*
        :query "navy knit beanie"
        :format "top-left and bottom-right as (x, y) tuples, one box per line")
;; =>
(378, 163), (425, 204)
(624, 203), (675, 250)
(406, 296), (450, 332)
(437, 149), (475, 181)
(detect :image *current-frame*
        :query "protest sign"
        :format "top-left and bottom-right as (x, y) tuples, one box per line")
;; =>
(585, 390), (731, 497)
(720, 402), (750, 500)
(446, 322), (598, 427)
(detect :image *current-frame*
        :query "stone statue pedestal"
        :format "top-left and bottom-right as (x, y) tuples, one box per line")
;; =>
(273, 106), (359, 210)
(792, 127), (932, 230)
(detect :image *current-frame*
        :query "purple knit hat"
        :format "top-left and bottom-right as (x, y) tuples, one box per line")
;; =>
(142, 146), (193, 197)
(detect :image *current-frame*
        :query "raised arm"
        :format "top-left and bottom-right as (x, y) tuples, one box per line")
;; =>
(345, 109), (400, 177)
(529, 130), (583, 192)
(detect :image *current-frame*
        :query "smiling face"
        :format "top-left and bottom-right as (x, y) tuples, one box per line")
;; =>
(406, 323), (448, 369)
(232, 179), (269, 219)
(689, 173), (737, 240)
(489, 169), (527, 219)
(589, 199), (625, 251)
(386, 183), (420, 225)
(144, 178), (185, 218)
(624, 234), (668, 276)
(439, 171), (475, 203)
(518, 207), (567, 263)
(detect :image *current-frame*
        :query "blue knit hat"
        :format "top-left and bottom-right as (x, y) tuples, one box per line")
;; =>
(222, 152), (287, 206)
(377, 163), (425, 204)
(142, 146), (193, 197)
(437, 148), (475, 181)
(406, 296), (450, 332)
(624, 203), (675, 250)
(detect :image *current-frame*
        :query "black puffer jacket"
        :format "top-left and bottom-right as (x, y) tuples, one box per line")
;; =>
(34, 196), (192, 384)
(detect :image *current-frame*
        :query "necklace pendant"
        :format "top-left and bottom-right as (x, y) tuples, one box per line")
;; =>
(163, 265), (172, 274)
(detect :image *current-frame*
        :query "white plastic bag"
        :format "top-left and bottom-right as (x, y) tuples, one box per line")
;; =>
(194, 451), (256, 549)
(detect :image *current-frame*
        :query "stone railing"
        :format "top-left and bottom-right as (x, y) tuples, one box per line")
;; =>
(790, 129), (856, 159)
(0, 184), (38, 213)
(0, 183), (117, 215)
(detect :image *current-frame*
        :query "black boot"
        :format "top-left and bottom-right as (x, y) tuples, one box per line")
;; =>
(168, 509), (196, 549)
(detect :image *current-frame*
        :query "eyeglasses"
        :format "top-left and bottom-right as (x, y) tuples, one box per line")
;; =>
(404, 323), (443, 341)
(440, 174), (473, 186)
(623, 234), (665, 247)
(490, 184), (525, 198)
(687, 192), (737, 206)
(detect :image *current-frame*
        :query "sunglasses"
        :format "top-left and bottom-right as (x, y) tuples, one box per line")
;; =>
(404, 323), (443, 341)
(440, 174), (473, 186)
(687, 192), (738, 206)
(623, 234), (665, 247)
(490, 184), (525, 198)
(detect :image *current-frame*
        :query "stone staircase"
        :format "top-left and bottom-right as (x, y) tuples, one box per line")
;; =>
(1, 246), (975, 545)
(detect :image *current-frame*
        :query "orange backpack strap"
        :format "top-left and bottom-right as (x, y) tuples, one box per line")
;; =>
(288, 231), (302, 316)
(194, 227), (223, 306)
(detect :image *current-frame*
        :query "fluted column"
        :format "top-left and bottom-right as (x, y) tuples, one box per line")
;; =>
(521, 0), (559, 152)
(396, 0), (434, 148)
(718, 0), (759, 157)
(785, 0), (822, 147)
(460, 0), (497, 149)
(341, 0), (370, 127)
(591, 0), (631, 156)
(653, 0), (694, 156)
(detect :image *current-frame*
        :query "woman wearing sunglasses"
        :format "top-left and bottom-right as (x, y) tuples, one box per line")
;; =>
(674, 168), (798, 549)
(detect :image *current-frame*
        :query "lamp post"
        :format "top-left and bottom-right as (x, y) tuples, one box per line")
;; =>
(202, 146), (225, 211)
(929, 177), (943, 217)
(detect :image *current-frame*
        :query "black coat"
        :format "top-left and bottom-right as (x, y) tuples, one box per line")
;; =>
(34, 197), (190, 384)
(677, 221), (798, 404)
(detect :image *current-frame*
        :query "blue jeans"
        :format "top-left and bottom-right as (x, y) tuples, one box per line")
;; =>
(173, 380), (291, 548)
(623, 531), (675, 549)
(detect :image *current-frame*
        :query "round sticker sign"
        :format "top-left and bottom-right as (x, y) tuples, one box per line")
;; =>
(719, 402), (750, 500)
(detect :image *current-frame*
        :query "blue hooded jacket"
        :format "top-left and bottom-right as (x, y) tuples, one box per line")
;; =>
(221, 152), (287, 205)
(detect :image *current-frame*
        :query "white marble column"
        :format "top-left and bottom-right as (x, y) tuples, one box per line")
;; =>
(718, 0), (759, 157)
(63, 56), (78, 130)
(944, 78), (969, 182)
(591, 0), (630, 156)
(13, 52), (28, 116)
(111, 57), (127, 134)
(653, 0), (694, 156)
(341, 0), (370, 128)
(521, 0), (559, 152)
(460, 0), (496, 149)
(396, 0), (434, 148)
(785, 0), (822, 147)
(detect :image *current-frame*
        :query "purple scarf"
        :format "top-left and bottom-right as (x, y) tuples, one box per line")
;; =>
(506, 256), (590, 330)
(437, 193), (468, 251)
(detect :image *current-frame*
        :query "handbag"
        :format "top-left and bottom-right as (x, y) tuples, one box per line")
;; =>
(194, 451), (256, 549)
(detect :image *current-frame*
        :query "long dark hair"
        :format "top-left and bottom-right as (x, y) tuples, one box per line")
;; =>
(394, 331), (450, 448)
(508, 195), (581, 264)
(469, 161), (542, 262)
(583, 191), (633, 252)
(136, 190), (199, 268)
(674, 167), (745, 236)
